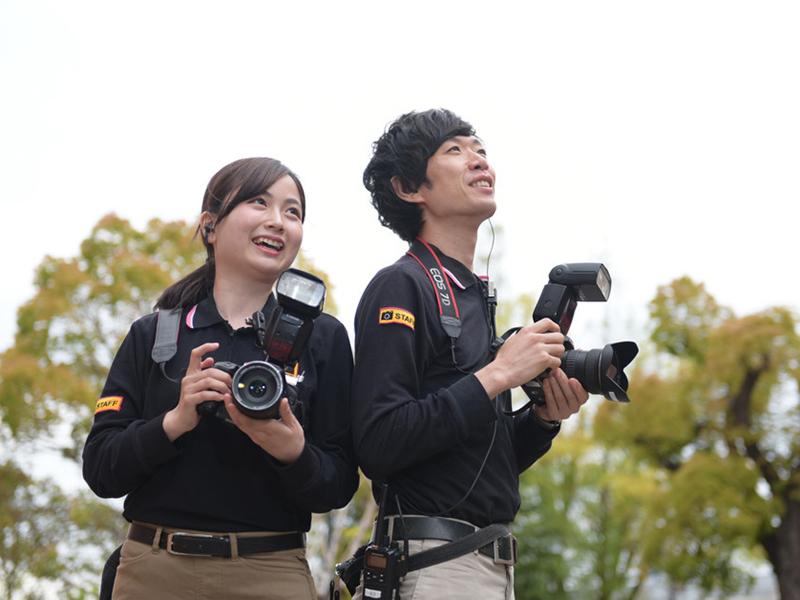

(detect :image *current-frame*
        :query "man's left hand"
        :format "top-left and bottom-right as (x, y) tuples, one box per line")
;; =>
(535, 368), (589, 422)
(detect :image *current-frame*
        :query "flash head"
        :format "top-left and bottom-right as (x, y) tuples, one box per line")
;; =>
(548, 263), (611, 301)
(276, 268), (325, 318)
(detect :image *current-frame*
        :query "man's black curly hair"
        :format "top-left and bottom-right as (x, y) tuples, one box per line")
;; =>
(363, 109), (475, 242)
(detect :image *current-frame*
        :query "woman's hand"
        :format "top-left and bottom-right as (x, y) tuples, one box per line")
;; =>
(162, 342), (231, 441)
(224, 397), (306, 464)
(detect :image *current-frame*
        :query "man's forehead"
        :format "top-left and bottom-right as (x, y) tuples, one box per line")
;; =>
(438, 135), (485, 148)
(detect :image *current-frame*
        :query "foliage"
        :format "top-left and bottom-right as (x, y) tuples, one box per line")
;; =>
(0, 459), (126, 599)
(595, 277), (799, 597)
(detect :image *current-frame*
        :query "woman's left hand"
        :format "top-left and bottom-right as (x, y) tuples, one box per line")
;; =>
(224, 397), (305, 464)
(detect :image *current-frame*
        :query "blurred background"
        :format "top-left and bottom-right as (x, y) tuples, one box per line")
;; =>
(1, 1), (798, 598)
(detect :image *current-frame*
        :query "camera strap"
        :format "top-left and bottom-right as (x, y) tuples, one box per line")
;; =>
(407, 238), (462, 340)
(152, 307), (183, 382)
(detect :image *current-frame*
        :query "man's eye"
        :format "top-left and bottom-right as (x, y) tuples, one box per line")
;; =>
(447, 145), (461, 153)
(477, 149), (487, 157)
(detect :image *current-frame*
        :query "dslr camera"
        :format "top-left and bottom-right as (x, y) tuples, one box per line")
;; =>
(197, 268), (326, 420)
(509, 263), (638, 407)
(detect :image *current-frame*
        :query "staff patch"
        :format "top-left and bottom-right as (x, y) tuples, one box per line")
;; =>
(95, 396), (124, 414)
(379, 307), (415, 330)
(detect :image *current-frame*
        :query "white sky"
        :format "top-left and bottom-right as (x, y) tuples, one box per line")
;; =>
(2, 0), (799, 356)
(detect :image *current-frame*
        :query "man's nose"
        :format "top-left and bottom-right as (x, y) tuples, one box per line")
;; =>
(468, 150), (490, 170)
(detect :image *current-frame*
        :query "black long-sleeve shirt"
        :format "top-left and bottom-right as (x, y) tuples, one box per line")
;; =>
(352, 246), (559, 527)
(83, 293), (359, 533)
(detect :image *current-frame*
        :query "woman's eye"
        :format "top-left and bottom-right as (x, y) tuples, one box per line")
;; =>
(251, 197), (268, 206)
(287, 207), (302, 219)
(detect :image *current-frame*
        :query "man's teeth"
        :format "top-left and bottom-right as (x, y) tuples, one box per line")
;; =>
(255, 238), (284, 250)
(471, 180), (491, 188)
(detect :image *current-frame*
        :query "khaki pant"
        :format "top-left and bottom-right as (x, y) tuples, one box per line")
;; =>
(112, 528), (316, 600)
(353, 538), (514, 600)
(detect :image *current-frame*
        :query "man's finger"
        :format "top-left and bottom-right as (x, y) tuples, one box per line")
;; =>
(187, 342), (219, 373)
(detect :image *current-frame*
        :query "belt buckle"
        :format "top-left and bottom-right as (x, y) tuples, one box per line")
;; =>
(492, 534), (516, 566)
(166, 531), (223, 557)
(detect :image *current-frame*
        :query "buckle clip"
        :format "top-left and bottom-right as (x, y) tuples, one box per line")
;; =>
(166, 531), (225, 557)
(492, 534), (517, 566)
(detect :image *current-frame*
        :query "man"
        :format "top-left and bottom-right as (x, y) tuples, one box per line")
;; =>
(351, 109), (588, 599)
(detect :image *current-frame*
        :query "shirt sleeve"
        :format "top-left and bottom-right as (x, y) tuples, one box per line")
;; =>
(512, 403), (561, 472)
(82, 317), (179, 498)
(352, 268), (497, 481)
(273, 315), (359, 512)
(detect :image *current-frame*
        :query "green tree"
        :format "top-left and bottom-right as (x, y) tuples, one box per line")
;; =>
(515, 421), (659, 600)
(596, 277), (799, 599)
(0, 213), (343, 597)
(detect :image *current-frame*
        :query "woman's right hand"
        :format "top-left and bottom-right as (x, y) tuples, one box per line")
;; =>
(162, 342), (231, 441)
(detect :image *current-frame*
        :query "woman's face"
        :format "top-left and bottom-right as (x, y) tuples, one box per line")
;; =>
(208, 174), (304, 286)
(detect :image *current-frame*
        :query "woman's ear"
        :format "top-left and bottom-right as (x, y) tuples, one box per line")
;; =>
(201, 213), (216, 243)
(391, 176), (424, 204)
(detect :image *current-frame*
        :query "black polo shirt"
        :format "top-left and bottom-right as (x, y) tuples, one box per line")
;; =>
(352, 245), (559, 527)
(83, 294), (358, 533)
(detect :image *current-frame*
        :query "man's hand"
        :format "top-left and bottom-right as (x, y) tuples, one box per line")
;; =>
(535, 368), (589, 421)
(476, 318), (565, 399)
(162, 342), (231, 442)
(224, 396), (306, 465)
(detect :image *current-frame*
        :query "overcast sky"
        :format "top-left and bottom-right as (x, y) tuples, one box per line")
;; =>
(2, 0), (798, 357)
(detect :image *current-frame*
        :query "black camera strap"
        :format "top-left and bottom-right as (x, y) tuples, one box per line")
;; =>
(406, 238), (462, 340)
(152, 307), (183, 382)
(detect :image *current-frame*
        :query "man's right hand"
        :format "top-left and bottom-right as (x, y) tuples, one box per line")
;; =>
(162, 342), (231, 441)
(475, 318), (564, 399)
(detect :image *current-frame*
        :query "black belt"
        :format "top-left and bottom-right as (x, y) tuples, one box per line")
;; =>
(384, 515), (516, 565)
(128, 523), (305, 558)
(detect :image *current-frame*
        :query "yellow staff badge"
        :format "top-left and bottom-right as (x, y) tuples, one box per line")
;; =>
(95, 396), (124, 414)
(379, 307), (415, 331)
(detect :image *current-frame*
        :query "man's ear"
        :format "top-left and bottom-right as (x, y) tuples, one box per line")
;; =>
(391, 176), (424, 204)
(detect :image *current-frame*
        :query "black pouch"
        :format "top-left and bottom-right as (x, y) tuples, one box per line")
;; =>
(334, 544), (367, 595)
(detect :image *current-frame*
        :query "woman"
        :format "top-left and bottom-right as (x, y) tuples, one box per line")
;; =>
(83, 157), (358, 599)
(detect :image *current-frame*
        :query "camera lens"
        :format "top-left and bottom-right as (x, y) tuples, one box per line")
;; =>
(247, 379), (268, 398)
(230, 361), (284, 419)
(562, 342), (637, 402)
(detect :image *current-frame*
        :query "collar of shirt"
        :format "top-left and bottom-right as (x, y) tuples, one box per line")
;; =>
(426, 243), (479, 290)
(185, 293), (278, 330)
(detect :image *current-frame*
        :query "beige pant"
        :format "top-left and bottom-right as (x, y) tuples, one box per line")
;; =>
(111, 531), (316, 600)
(353, 538), (514, 600)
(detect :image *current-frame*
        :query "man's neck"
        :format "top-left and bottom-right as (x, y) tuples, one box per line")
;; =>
(418, 219), (479, 272)
(212, 272), (274, 329)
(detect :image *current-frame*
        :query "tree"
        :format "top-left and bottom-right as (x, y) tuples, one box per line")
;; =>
(0, 213), (346, 597)
(595, 277), (799, 598)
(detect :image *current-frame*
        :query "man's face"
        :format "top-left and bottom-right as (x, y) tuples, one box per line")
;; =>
(416, 135), (497, 223)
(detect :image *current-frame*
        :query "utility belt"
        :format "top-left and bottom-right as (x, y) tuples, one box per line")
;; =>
(128, 522), (305, 559)
(382, 515), (516, 565)
(332, 515), (515, 599)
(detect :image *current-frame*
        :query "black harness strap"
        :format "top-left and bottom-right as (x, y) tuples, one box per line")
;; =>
(406, 238), (462, 340)
(151, 307), (182, 382)
(402, 523), (510, 575)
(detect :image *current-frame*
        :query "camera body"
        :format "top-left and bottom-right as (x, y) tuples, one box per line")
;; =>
(197, 268), (325, 420)
(519, 263), (638, 405)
